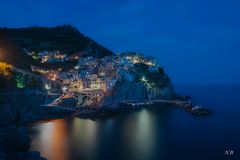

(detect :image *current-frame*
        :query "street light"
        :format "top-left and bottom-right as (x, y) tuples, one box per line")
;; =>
(62, 86), (68, 92)
(141, 76), (151, 89)
(141, 76), (147, 82)
(45, 84), (51, 90)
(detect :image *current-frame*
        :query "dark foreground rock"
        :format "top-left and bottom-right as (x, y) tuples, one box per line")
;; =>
(0, 126), (46, 160)
(174, 100), (211, 116)
(191, 105), (210, 116)
(0, 90), (74, 160)
(0, 90), (74, 127)
(7, 151), (46, 160)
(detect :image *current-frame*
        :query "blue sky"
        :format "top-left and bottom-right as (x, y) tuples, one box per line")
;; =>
(1, 0), (240, 84)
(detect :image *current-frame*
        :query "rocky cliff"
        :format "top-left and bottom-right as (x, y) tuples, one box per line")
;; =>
(0, 90), (73, 127)
(103, 64), (176, 106)
(112, 81), (147, 102)
(109, 80), (175, 103)
(0, 91), (73, 160)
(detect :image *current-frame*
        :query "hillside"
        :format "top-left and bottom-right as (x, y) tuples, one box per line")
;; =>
(0, 25), (113, 70)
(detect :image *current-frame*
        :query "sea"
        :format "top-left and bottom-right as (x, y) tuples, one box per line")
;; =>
(30, 84), (240, 160)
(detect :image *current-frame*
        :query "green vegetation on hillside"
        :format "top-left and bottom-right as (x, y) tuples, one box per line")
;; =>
(134, 63), (171, 88)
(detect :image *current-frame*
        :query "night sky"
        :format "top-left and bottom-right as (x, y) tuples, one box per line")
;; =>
(1, 0), (240, 84)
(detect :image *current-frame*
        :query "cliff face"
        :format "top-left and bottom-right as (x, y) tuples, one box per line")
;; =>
(146, 84), (176, 100)
(109, 81), (175, 103)
(0, 91), (72, 127)
(112, 81), (147, 102)
(0, 91), (62, 160)
(103, 64), (176, 106)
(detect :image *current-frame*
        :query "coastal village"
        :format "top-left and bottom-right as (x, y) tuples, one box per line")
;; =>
(27, 50), (161, 107)
(0, 48), (208, 115)
(0, 25), (212, 160)
(0, 21), (209, 115)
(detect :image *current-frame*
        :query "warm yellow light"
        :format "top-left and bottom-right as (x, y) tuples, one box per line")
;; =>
(0, 62), (12, 76)
(133, 59), (138, 64)
(146, 62), (153, 66)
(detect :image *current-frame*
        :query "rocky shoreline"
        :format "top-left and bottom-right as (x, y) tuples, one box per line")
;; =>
(0, 90), (210, 160)
(173, 100), (211, 116)
(69, 97), (210, 119)
(75, 103), (210, 119)
(0, 91), (74, 160)
(0, 126), (46, 160)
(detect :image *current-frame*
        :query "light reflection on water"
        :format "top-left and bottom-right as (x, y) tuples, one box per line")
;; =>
(30, 85), (240, 160)
(122, 110), (156, 160)
(32, 119), (69, 160)
(30, 107), (168, 160)
(71, 119), (99, 160)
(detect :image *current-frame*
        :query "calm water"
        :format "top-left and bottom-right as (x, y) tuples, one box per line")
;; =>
(30, 85), (240, 160)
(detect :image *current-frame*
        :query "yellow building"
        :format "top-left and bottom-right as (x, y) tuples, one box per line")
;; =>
(90, 78), (107, 92)
(68, 80), (83, 92)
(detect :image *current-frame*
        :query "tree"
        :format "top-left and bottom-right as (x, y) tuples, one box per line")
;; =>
(16, 73), (26, 89)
